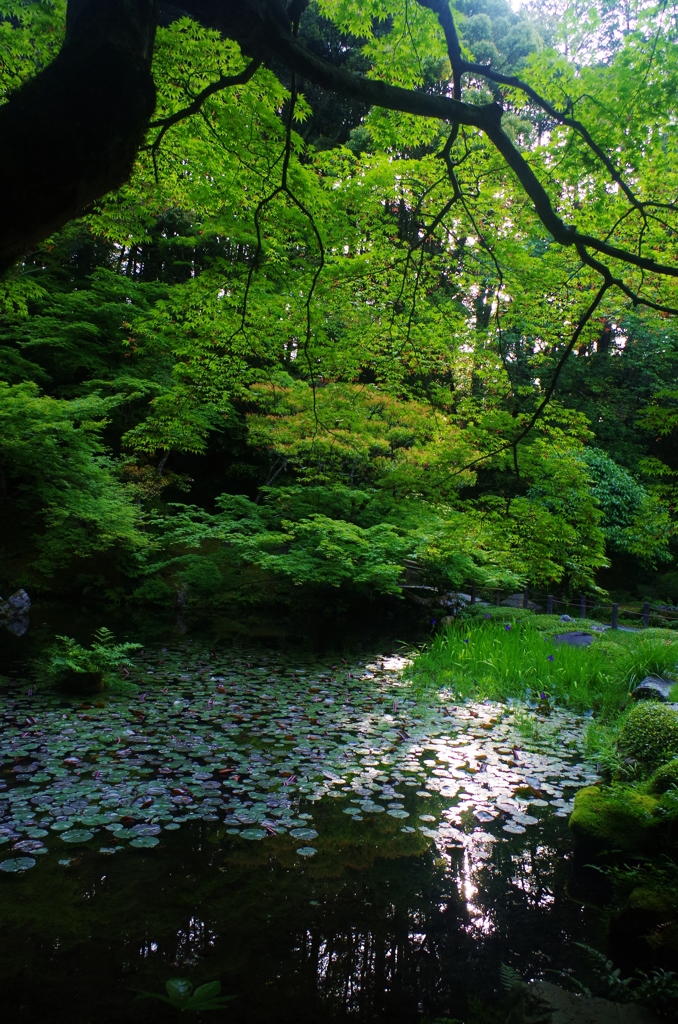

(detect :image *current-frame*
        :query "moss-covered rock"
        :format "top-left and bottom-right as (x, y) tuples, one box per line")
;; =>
(648, 758), (678, 794)
(569, 784), (678, 857)
(610, 886), (678, 972)
(569, 786), (661, 855)
(618, 701), (678, 772)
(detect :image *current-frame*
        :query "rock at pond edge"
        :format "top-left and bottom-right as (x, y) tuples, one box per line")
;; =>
(501, 980), (659, 1023)
(568, 785), (678, 857)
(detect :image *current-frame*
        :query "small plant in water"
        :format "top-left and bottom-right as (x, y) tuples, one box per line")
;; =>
(135, 977), (235, 1013)
(43, 627), (141, 691)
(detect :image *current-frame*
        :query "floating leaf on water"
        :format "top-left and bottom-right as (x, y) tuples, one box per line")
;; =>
(130, 836), (160, 849)
(387, 809), (409, 818)
(99, 847), (120, 855)
(240, 829), (267, 840)
(419, 814), (436, 822)
(0, 857), (36, 872)
(503, 823), (526, 834)
(475, 810), (496, 823)
(58, 858), (71, 866)
(296, 846), (316, 857)
(164, 823), (181, 831)
(60, 830), (94, 843)
(289, 828), (318, 840)
(400, 826), (415, 833)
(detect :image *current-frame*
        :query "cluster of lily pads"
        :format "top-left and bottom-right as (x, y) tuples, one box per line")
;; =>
(0, 645), (599, 873)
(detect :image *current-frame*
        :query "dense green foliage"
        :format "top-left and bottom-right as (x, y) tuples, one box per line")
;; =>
(1, 0), (677, 612)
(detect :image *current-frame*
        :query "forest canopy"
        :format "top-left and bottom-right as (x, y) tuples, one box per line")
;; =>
(1, 0), (678, 613)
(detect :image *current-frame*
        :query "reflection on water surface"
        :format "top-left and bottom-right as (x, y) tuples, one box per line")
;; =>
(0, 643), (605, 1022)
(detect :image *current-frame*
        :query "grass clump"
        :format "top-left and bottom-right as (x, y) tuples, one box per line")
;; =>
(410, 620), (678, 719)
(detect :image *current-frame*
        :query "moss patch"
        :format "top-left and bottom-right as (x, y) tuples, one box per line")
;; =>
(569, 786), (662, 855)
(648, 758), (678, 794)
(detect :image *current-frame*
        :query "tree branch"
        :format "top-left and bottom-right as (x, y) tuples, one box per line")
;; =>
(147, 57), (261, 150)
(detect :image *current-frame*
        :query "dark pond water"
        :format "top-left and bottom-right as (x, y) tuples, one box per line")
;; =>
(0, 633), (607, 1023)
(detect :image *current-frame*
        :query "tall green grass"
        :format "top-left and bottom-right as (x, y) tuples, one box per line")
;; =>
(410, 621), (678, 719)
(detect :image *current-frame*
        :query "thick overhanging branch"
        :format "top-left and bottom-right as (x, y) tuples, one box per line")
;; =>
(180, 1), (678, 280)
(0, 0), (158, 275)
(1, 0), (677, 289)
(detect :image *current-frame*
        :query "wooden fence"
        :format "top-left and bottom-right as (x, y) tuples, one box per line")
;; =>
(464, 585), (678, 630)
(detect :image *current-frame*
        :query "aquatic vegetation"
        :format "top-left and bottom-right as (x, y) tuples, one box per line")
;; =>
(0, 643), (598, 873)
(618, 703), (678, 773)
(135, 977), (235, 1013)
(41, 628), (141, 692)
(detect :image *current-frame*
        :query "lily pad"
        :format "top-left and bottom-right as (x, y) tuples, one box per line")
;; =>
(240, 829), (267, 840)
(130, 836), (160, 849)
(387, 809), (409, 818)
(289, 828), (318, 840)
(296, 846), (317, 857)
(503, 823), (526, 834)
(60, 830), (94, 843)
(0, 857), (36, 872)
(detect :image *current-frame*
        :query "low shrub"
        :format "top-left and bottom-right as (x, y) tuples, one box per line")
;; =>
(463, 606), (535, 623)
(618, 703), (678, 773)
(648, 759), (678, 794)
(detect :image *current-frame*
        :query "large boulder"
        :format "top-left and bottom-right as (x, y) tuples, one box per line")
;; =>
(0, 588), (31, 636)
(552, 631), (593, 647)
(632, 676), (676, 702)
(502, 981), (659, 1024)
(500, 593), (542, 611)
(569, 786), (663, 856)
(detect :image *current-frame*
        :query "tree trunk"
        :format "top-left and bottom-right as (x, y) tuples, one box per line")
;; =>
(0, 0), (157, 275)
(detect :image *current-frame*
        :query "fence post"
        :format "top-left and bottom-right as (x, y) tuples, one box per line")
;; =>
(523, 589), (529, 609)
(547, 594), (553, 615)
(611, 602), (618, 630)
(580, 594), (586, 619)
(643, 601), (650, 628)
(471, 584), (476, 605)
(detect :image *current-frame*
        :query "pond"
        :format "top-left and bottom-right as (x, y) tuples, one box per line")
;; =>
(0, 638), (607, 1023)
